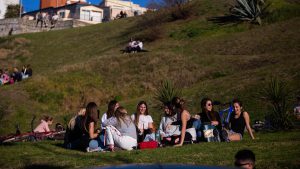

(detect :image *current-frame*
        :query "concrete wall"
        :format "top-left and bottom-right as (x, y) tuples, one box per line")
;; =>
(0, 18), (74, 37)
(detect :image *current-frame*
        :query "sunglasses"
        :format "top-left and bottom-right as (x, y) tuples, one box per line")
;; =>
(206, 103), (212, 106)
(234, 162), (252, 167)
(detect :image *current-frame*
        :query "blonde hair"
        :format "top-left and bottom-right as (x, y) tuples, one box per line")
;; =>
(115, 107), (132, 127)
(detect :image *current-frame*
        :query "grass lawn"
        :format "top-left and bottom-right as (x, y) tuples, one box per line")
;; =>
(0, 130), (299, 169)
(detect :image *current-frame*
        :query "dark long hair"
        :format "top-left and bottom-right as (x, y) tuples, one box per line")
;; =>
(200, 97), (217, 121)
(43, 115), (53, 122)
(134, 101), (149, 126)
(164, 102), (176, 117)
(106, 100), (118, 119)
(82, 102), (98, 133)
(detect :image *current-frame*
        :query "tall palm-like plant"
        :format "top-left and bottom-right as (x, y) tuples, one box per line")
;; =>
(230, 0), (267, 25)
(261, 77), (293, 130)
(155, 80), (181, 105)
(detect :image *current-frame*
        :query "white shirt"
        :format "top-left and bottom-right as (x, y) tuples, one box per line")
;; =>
(159, 115), (180, 137)
(101, 113), (107, 129)
(131, 114), (153, 130)
(138, 41), (143, 49)
(52, 15), (59, 20)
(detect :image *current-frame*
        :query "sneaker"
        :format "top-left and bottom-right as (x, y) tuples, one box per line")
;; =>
(86, 147), (102, 153)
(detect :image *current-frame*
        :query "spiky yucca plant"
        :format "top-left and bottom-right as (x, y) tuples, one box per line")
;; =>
(230, 0), (267, 25)
(155, 80), (181, 105)
(261, 77), (293, 130)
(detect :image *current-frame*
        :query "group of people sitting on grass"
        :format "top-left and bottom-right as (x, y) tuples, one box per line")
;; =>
(62, 97), (255, 152)
(124, 38), (143, 53)
(0, 65), (32, 85)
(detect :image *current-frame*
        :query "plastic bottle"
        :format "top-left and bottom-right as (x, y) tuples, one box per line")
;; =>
(155, 131), (161, 147)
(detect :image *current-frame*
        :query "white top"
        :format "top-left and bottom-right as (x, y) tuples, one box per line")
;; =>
(294, 105), (300, 115)
(52, 15), (59, 20)
(131, 114), (153, 130)
(102, 116), (117, 127)
(138, 41), (143, 49)
(101, 113), (107, 129)
(159, 115), (181, 137)
(129, 41), (136, 47)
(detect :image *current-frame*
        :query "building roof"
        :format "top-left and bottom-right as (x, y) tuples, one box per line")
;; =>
(22, 2), (101, 16)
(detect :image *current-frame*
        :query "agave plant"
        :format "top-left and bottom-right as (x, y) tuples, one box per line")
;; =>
(155, 80), (181, 105)
(230, 0), (267, 25)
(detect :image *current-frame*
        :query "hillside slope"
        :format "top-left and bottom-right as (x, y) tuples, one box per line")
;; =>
(0, 0), (299, 134)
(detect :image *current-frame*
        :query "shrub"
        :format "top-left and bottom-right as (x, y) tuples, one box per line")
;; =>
(135, 26), (163, 42)
(135, 0), (195, 41)
(155, 80), (181, 105)
(260, 77), (293, 130)
(230, 0), (268, 25)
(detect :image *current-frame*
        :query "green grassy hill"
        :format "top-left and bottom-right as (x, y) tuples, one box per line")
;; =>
(1, 0), (300, 134)
(0, 0), (300, 168)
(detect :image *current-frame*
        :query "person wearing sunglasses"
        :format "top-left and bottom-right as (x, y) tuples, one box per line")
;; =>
(199, 98), (222, 130)
(234, 149), (256, 169)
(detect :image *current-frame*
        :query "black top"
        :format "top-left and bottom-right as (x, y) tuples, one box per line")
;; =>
(11, 72), (22, 82)
(26, 68), (33, 77)
(229, 112), (246, 136)
(199, 111), (222, 131)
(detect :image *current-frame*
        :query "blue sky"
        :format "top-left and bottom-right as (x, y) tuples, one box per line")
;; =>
(22, 0), (149, 12)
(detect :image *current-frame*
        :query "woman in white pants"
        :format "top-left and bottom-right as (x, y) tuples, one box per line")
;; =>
(103, 107), (137, 151)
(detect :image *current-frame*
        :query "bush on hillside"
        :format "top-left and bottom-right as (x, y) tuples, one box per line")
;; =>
(136, 0), (195, 41)
(260, 77), (294, 130)
(135, 26), (163, 42)
(155, 80), (182, 105)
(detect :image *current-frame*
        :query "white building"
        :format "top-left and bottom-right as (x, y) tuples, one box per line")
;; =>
(100, 0), (147, 20)
(0, 0), (19, 19)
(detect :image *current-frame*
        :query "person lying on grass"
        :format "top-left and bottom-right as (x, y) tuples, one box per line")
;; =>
(224, 99), (255, 141)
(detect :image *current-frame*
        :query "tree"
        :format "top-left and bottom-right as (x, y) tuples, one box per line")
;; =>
(5, 4), (20, 18)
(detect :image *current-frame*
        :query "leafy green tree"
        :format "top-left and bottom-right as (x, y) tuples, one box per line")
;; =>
(5, 4), (20, 18)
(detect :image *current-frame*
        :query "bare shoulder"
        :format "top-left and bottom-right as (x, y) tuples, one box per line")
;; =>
(243, 111), (250, 119)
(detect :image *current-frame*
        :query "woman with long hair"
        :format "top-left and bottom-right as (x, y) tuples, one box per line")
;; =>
(172, 97), (196, 146)
(199, 98), (222, 130)
(101, 100), (119, 129)
(131, 101), (155, 142)
(158, 102), (181, 146)
(103, 107), (137, 151)
(80, 102), (102, 152)
(226, 99), (255, 141)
